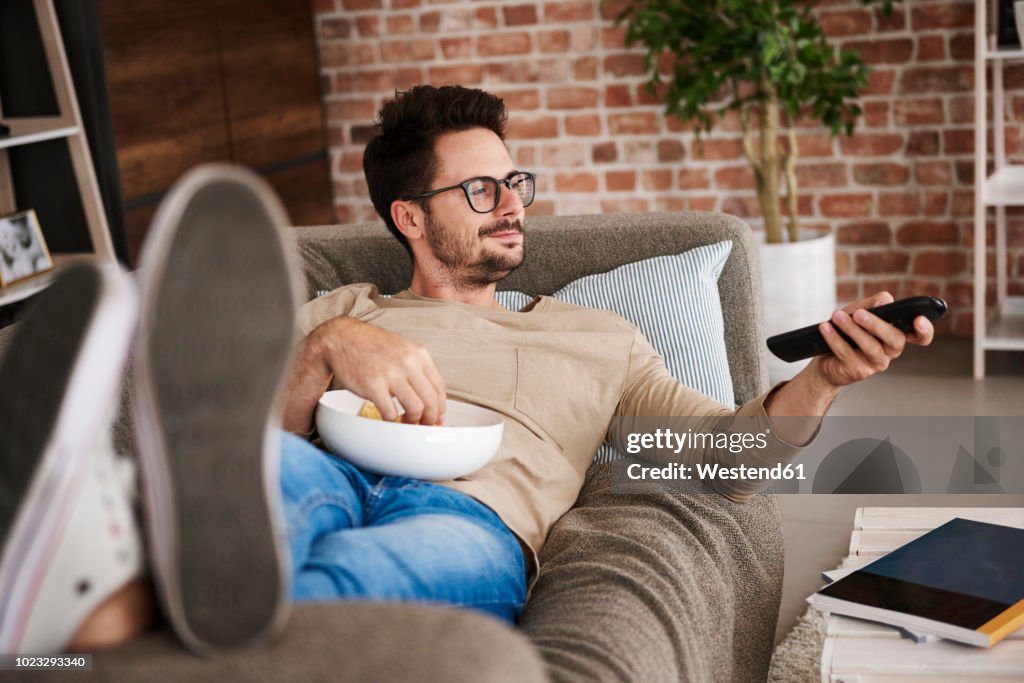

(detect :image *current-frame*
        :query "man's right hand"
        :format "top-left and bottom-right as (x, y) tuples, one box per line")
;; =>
(283, 316), (447, 433)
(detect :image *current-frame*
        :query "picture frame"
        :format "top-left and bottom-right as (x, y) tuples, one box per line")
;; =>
(0, 209), (54, 288)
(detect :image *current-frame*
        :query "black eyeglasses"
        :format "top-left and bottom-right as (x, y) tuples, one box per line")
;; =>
(401, 171), (536, 214)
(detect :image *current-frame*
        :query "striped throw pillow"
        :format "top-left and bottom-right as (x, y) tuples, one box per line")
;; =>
(496, 241), (735, 463)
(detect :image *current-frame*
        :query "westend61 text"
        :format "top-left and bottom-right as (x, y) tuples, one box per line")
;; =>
(626, 462), (806, 482)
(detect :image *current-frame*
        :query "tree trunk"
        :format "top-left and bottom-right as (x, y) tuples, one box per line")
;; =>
(757, 90), (783, 243)
(784, 125), (800, 243)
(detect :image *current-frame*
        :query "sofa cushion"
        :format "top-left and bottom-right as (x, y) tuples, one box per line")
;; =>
(495, 241), (735, 463)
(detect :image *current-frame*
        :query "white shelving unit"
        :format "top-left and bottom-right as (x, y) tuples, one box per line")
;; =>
(974, 2), (1024, 378)
(0, 0), (116, 308)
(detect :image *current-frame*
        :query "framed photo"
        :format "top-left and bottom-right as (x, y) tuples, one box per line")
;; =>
(0, 209), (53, 288)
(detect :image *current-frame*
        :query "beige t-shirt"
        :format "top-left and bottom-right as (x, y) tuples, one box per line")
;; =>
(297, 284), (810, 577)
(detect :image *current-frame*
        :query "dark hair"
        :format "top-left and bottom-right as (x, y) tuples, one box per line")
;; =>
(363, 85), (508, 249)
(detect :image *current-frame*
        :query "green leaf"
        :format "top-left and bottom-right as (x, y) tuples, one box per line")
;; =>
(611, 0), (901, 139)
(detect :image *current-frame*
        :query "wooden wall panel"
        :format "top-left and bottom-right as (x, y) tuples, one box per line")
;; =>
(123, 202), (157, 264)
(97, 1), (231, 199)
(96, 0), (332, 262)
(217, 0), (327, 168)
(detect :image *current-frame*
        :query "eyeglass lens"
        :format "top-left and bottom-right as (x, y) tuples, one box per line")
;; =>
(466, 173), (535, 212)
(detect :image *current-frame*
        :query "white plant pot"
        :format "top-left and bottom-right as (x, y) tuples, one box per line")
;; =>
(758, 229), (836, 384)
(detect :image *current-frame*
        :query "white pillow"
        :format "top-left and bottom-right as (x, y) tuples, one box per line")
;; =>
(495, 241), (735, 463)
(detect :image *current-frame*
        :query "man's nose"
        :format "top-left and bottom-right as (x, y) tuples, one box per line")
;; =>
(495, 182), (524, 217)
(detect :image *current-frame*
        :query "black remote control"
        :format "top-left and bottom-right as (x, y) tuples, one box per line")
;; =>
(767, 296), (948, 362)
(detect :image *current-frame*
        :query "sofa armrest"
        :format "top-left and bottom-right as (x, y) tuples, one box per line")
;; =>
(33, 603), (549, 683)
(520, 466), (784, 683)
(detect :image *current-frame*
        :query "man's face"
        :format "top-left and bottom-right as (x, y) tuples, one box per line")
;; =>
(417, 128), (526, 289)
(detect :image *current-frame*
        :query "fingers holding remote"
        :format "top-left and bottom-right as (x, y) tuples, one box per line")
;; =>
(839, 290), (935, 348)
(840, 290), (894, 316)
(814, 289), (936, 387)
(834, 290), (900, 372)
(907, 314), (936, 347)
(823, 309), (897, 377)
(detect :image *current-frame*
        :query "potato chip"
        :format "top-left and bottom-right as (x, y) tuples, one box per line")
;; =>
(357, 400), (400, 422)
(355, 399), (444, 426)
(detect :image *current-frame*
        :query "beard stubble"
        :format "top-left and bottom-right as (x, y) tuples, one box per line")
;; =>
(422, 206), (524, 291)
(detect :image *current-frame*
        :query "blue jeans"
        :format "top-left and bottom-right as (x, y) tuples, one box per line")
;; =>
(278, 432), (527, 623)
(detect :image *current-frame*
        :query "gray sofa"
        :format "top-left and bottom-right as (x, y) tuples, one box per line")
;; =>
(20, 211), (783, 682)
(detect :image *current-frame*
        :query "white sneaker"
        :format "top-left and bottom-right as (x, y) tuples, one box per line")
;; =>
(133, 164), (299, 654)
(0, 261), (140, 654)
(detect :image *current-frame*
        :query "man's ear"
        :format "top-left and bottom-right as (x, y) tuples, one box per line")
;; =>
(391, 200), (425, 242)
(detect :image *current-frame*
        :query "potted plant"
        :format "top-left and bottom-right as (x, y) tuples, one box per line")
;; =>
(615, 0), (897, 380)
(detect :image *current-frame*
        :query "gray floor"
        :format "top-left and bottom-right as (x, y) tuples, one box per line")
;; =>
(774, 338), (1024, 646)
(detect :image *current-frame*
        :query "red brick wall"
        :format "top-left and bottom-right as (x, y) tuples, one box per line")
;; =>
(313, 0), (1024, 337)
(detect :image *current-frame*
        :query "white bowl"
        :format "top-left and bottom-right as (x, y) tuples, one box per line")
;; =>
(315, 390), (505, 480)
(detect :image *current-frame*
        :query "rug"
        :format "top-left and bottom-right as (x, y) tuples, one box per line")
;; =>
(766, 606), (828, 683)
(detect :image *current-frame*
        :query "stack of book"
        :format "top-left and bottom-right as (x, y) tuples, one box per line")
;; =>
(809, 517), (1024, 647)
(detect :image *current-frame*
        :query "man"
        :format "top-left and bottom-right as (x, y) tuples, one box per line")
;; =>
(0, 85), (933, 656)
(280, 83), (933, 598)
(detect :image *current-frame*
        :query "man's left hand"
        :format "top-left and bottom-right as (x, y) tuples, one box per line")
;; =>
(811, 291), (935, 389)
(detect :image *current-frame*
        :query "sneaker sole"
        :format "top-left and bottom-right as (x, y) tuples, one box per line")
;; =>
(0, 263), (137, 653)
(133, 164), (299, 654)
